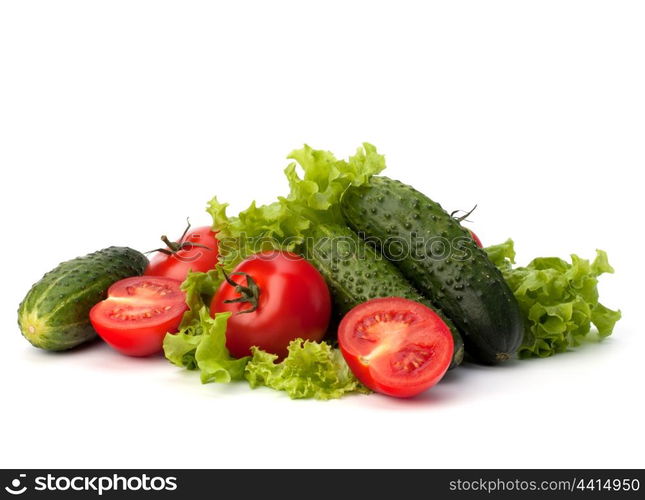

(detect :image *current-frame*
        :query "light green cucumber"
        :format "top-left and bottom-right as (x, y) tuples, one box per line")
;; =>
(18, 246), (148, 351)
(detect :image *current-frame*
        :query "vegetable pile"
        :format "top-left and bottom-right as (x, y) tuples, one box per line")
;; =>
(17, 143), (621, 400)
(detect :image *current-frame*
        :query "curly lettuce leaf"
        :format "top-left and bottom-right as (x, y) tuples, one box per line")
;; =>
(163, 308), (248, 383)
(179, 268), (223, 328)
(206, 143), (385, 269)
(164, 316), (364, 399)
(485, 239), (621, 358)
(283, 142), (386, 225)
(163, 326), (202, 370)
(165, 268), (224, 369)
(207, 197), (309, 270)
(194, 309), (249, 383)
(245, 339), (370, 400)
(483, 238), (516, 271)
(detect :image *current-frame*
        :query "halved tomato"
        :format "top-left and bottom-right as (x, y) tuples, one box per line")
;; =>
(338, 297), (453, 398)
(89, 276), (187, 356)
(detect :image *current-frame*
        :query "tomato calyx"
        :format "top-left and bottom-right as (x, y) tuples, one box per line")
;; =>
(221, 269), (261, 314)
(450, 204), (478, 223)
(147, 218), (213, 258)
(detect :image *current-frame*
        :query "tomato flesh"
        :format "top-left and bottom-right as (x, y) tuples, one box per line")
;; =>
(90, 277), (187, 357)
(338, 297), (453, 398)
(211, 251), (331, 359)
(145, 226), (219, 281)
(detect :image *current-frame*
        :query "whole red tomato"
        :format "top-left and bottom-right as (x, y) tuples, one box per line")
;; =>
(211, 251), (331, 359)
(145, 222), (219, 282)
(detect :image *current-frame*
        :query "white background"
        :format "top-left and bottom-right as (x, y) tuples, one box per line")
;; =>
(1, 1), (643, 469)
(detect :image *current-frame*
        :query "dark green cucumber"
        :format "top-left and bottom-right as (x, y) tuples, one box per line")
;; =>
(306, 224), (464, 368)
(341, 176), (523, 364)
(18, 247), (148, 351)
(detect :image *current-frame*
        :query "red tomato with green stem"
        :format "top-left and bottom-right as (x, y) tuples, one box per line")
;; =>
(90, 276), (187, 356)
(211, 251), (332, 359)
(145, 220), (219, 281)
(338, 297), (453, 398)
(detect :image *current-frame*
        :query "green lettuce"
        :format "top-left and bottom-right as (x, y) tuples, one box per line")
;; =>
(207, 197), (308, 270)
(206, 143), (385, 269)
(163, 308), (366, 398)
(178, 268), (223, 328)
(485, 239), (621, 358)
(245, 340), (370, 400)
(282, 143), (386, 226)
(163, 308), (248, 382)
(163, 326), (202, 370)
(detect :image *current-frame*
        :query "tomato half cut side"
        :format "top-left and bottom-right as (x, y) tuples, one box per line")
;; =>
(338, 297), (454, 398)
(90, 276), (187, 357)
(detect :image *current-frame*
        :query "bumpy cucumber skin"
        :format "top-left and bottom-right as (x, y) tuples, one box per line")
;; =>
(306, 224), (464, 368)
(18, 247), (148, 351)
(341, 176), (524, 364)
